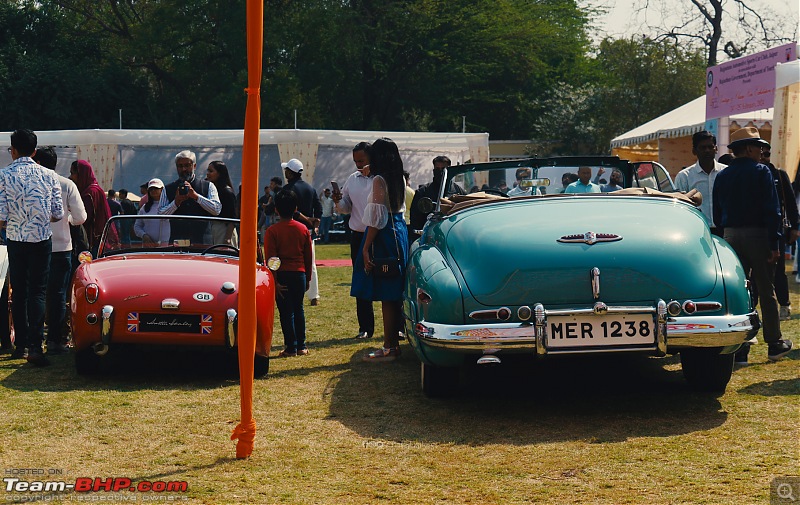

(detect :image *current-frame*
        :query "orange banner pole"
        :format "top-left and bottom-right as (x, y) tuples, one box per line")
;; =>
(230, 0), (264, 459)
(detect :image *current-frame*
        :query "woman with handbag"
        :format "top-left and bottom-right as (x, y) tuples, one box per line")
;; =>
(351, 138), (409, 362)
(70, 160), (119, 257)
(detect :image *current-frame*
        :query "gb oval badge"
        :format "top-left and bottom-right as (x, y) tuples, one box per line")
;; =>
(193, 292), (214, 302)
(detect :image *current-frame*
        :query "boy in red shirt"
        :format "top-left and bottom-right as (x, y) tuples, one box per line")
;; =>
(264, 190), (313, 357)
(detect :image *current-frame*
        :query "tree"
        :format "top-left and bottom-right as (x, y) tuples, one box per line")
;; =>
(637, 0), (796, 66)
(0, 1), (151, 130)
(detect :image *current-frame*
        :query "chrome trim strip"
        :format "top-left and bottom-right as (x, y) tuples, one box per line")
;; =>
(100, 305), (114, 345)
(226, 309), (237, 349)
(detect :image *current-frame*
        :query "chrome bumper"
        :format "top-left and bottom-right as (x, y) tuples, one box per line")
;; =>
(665, 312), (758, 348)
(411, 302), (755, 356)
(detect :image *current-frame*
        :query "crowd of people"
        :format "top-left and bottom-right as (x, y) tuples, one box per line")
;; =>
(0, 127), (796, 367)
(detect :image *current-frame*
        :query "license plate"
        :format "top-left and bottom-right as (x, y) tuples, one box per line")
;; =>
(546, 314), (655, 349)
(127, 313), (212, 334)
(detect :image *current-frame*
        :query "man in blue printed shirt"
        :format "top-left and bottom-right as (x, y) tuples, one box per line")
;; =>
(0, 129), (64, 366)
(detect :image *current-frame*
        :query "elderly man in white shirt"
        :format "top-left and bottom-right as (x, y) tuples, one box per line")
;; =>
(674, 131), (726, 236)
(33, 147), (87, 355)
(333, 142), (376, 340)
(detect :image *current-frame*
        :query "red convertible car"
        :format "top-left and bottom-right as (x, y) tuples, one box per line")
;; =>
(70, 215), (275, 375)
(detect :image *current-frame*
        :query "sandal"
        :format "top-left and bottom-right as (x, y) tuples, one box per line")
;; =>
(363, 346), (401, 362)
(277, 349), (297, 358)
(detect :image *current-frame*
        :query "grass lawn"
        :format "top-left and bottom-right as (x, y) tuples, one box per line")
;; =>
(1, 242), (797, 504)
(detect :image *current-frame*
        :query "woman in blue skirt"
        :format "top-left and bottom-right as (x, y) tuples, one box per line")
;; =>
(351, 138), (409, 362)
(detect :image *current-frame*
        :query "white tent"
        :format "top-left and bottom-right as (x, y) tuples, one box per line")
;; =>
(0, 129), (489, 195)
(610, 96), (773, 175)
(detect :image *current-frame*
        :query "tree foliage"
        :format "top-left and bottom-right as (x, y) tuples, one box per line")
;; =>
(531, 37), (707, 154)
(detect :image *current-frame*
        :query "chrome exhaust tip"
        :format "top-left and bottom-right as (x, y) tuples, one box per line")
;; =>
(92, 342), (109, 356)
(476, 355), (501, 365)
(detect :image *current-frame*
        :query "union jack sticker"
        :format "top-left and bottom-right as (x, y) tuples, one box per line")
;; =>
(201, 314), (213, 334)
(127, 312), (139, 332)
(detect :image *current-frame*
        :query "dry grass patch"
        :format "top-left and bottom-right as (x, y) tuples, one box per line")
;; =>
(0, 245), (797, 504)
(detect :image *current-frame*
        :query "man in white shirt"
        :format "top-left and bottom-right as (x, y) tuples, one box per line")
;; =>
(33, 147), (87, 354)
(674, 130), (726, 236)
(333, 142), (375, 339)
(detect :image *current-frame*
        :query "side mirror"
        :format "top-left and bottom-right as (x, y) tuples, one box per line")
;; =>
(416, 197), (435, 214)
(267, 257), (281, 271)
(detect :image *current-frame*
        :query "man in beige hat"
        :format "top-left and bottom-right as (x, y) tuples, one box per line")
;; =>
(712, 126), (793, 362)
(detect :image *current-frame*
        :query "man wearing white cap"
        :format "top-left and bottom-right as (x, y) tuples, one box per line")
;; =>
(282, 158), (322, 305)
(713, 126), (793, 362)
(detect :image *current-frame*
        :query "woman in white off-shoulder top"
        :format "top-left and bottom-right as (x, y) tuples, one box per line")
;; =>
(351, 138), (409, 362)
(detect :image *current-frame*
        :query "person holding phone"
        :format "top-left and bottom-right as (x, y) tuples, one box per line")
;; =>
(158, 150), (222, 243)
(319, 187), (335, 243)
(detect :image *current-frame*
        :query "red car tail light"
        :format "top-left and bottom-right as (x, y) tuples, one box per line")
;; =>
(417, 289), (432, 305)
(85, 283), (100, 304)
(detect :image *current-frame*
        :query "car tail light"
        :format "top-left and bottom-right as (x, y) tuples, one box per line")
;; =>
(694, 302), (722, 312)
(470, 308), (512, 321)
(682, 300), (696, 314)
(517, 306), (532, 321)
(417, 289), (432, 305)
(85, 283), (99, 304)
(78, 251), (93, 264)
(667, 301), (682, 317)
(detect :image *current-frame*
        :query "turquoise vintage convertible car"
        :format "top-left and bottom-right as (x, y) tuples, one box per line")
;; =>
(404, 157), (757, 396)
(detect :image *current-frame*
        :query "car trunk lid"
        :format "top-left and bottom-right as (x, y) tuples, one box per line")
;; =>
(446, 197), (719, 307)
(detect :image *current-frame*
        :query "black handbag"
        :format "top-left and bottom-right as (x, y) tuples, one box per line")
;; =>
(370, 215), (402, 278)
(372, 256), (401, 277)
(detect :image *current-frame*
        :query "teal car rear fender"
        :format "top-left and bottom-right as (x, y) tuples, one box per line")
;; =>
(404, 245), (465, 366)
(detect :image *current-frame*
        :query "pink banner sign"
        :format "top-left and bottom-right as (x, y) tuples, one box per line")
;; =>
(705, 42), (797, 119)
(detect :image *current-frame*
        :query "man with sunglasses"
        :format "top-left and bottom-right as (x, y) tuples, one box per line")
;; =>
(713, 127), (793, 362)
(760, 149), (799, 321)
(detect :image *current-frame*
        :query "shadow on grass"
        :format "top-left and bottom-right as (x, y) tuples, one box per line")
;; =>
(326, 347), (728, 445)
(738, 378), (800, 396)
(0, 348), (247, 392)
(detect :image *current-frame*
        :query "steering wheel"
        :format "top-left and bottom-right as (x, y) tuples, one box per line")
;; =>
(482, 188), (509, 197)
(201, 244), (240, 255)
